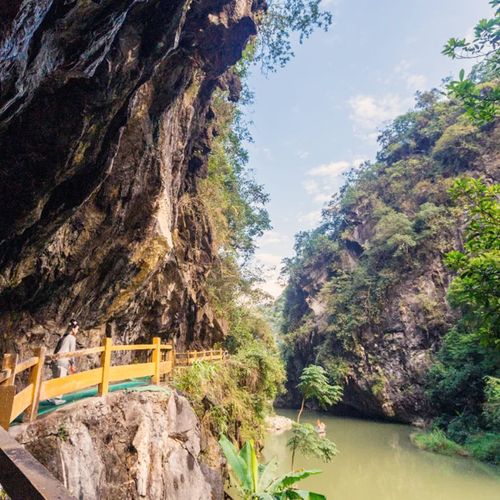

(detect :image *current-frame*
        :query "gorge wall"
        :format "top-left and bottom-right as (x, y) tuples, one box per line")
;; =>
(0, 0), (263, 356)
(281, 95), (499, 424)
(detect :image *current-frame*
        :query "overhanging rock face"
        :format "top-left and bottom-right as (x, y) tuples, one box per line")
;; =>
(0, 0), (262, 354)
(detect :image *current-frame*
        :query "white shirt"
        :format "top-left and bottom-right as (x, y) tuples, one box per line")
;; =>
(55, 334), (77, 368)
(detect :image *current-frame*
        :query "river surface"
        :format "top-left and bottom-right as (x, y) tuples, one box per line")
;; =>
(264, 410), (500, 500)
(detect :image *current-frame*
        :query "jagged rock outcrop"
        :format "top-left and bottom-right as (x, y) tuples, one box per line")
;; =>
(280, 99), (499, 424)
(10, 389), (223, 499)
(282, 236), (457, 423)
(0, 0), (263, 356)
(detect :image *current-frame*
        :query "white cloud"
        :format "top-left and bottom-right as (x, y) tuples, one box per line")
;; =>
(393, 59), (428, 92)
(303, 158), (367, 204)
(298, 210), (322, 228)
(258, 230), (290, 246)
(348, 94), (412, 132)
(351, 60), (425, 143)
(464, 26), (475, 43)
(259, 279), (284, 299)
(254, 252), (282, 267)
(352, 157), (368, 168)
(405, 73), (427, 92)
(308, 160), (350, 177)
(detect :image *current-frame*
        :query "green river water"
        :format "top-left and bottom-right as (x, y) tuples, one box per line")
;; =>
(264, 410), (500, 500)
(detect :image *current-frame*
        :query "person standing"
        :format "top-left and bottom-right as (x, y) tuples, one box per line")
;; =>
(49, 319), (79, 405)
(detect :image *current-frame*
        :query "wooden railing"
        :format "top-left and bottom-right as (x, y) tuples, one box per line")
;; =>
(174, 349), (225, 366)
(0, 338), (224, 430)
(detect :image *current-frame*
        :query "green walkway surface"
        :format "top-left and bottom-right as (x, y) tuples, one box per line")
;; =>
(13, 377), (152, 424)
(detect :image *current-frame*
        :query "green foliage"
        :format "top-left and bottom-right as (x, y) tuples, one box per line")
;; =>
(423, 178), (500, 463)
(443, 0), (500, 124)
(201, 90), (271, 262)
(57, 425), (69, 442)
(483, 376), (500, 428)
(318, 355), (350, 386)
(281, 89), (495, 324)
(286, 423), (337, 463)
(424, 330), (500, 460)
(411, 428), (500, 464)
(445, 177), (500, 348)
(219, 435), (326, 499)
(425, 327), (498, 431)
(410, 429), (469, 457)
(173, 343), (285, 442)
(431, 120), (480, 171)
(280, 65), (499, 464)
(297, 365), (343, 409)
(288, 365), (340, 469)
(464, 432), (500, 464)
(369, 208), (417, 258)
(256, 0), (332, 73)
(191, 62), (284, 445)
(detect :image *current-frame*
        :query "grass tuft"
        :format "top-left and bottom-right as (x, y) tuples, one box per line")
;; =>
(410, 429), (469, 457)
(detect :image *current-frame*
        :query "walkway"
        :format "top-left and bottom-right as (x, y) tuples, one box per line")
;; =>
(0, 338), (224, 499)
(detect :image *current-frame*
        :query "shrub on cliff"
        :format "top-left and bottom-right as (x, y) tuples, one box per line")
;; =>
(173, 332), (285, 443)
(423, 177), (500, 463)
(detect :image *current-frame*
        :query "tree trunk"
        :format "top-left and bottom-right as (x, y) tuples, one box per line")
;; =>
(296, 397), (305, 423)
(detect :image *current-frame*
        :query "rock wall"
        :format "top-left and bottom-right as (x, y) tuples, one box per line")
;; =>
(281, 239), (456, 424)
(0, 0), (263, 356)
(280, 105), (499, 424)
(10, 390), (223, 499)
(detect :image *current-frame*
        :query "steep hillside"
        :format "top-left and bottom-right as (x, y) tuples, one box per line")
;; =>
(281, 91), (499, 423)
(0, 0), (263, 355)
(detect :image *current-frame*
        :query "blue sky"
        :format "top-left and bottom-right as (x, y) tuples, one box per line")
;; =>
(246, 0), (493, 297)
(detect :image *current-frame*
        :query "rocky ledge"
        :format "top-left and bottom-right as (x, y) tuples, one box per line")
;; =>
(10, 390), (223, 499)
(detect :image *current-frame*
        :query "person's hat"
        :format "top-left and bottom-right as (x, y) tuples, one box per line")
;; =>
(69, 319), (79, 328)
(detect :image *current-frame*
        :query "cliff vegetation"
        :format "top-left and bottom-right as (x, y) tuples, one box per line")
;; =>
(280, 81), (499, 461)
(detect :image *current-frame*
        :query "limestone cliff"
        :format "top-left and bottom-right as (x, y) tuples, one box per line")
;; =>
(281, 96), (499, 424)
(0, 0), (263, 355)
(10, 389), (223, 499)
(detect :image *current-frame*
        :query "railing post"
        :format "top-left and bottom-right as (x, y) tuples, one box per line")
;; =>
(0, 354), (17, 430)
(152, 337), (161, 384)
(3, 354), (18, 386)
(98, 337), (112, 397)
(25, 347), (46, 423)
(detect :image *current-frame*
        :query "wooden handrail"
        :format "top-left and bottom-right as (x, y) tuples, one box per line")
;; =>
(0, 338), (224, 430)
(175, 349), (224, 367)
(47, 346), (105, 361)
(14, 357), (39, 375)
(111, 344), (155, 352)
(0, 368), (12, 385)
(0, 338), (224, 499)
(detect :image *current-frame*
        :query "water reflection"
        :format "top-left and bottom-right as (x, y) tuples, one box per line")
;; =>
(264, 410), (500, 500)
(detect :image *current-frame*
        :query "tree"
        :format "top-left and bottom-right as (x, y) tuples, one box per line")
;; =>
(445, 177), (500, 348)
(443, 0), (500, 124)
(287, 423), (337, 470)
(288, 365), (342, 469)
(296, 365), (342, 422)
(424, 177), (500, 463)
(219, 435), (326, 499)
(256, 0), (332, 73)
